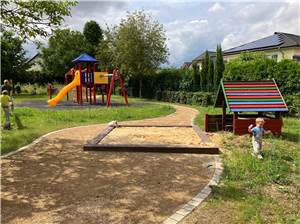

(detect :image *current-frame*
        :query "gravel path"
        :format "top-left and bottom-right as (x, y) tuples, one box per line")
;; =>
(1, 105), (217, 224)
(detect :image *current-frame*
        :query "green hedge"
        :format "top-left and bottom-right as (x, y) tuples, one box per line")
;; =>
(158, 90), (215, 106)
(285, 93), (300, 117)
(224, 56), (300, 96)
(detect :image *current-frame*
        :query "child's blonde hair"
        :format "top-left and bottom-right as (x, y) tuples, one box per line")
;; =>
(256, 117), (265, 124)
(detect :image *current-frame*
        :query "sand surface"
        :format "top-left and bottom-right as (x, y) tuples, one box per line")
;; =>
(101, 127), (202, 146)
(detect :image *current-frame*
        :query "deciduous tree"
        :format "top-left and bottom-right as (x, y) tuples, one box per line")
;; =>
(83, 20), (103, 56)
(1, 30), (28, 82)
(114, 11), (169, 97)
(1, 0), (76, 38)
(41, 29), (88, 82)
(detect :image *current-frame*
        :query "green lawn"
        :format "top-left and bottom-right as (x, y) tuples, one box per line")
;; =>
(194, 106), (300, 223)
(1, 95), (174, 155)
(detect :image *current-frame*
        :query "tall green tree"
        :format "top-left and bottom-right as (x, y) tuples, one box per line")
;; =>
(1, 30), (28, 82)
(83, 20), (103, 56)
(208, 59), (214, 92)
(41, 29), (88, 82)
(200, 50), (209, 91)
(214, 44), (225, 90)
(96, 27), (117, 70)
(1, 0), (76, 39)
(192, 62), (200, 91)
(115, 11), (169, 97)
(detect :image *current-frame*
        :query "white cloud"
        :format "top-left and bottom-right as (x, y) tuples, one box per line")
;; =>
(23, 0), (299, 66)
(165, 19), (210, 64)
(221, 1), (300, 50)
(208, 2), (224, 13)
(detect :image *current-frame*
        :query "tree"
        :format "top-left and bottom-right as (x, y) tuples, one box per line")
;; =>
(83, 20), (103, 56)
(208, 59), (214, 92)
(192, 62), (200, 91)
(41, 29), (88, 82)
(200, 50), (209, 91)
(214, 45), (225, 90)
(115, 11), (169, 97)
(96, 27), (117, 70)
(1, 0), (76, 39)
(1, 30), (28, 82)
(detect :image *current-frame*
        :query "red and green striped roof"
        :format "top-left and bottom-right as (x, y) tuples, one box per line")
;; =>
(215, 79), (288, 112)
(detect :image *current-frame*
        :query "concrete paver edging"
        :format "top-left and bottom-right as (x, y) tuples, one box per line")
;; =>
(162, 106), (224, 224)
(162, 156), (223, 224)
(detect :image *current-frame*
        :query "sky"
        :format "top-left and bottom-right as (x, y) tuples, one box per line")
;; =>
(25, 0), (300, 67)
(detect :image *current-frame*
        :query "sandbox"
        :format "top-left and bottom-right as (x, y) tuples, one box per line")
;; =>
(84, 123), (219, 154)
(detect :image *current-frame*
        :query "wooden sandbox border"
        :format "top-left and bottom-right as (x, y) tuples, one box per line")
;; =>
(83, 122), (219, 154)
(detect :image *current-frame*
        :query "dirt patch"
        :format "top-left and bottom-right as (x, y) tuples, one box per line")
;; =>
(1, 105), (217, 224)
(101, 127), (202, 146)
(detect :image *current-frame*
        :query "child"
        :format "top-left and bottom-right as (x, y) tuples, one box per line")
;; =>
(248, 118), (271, 159)
(1, 90), (13, 129)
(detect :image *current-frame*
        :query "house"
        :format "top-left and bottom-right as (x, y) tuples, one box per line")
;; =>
(27, 53), (43, 72)
(223, 32), (300, 63)
(191, 51), (216, 70)
(181, 61), (192, 68)
(190, 32), (300, 69)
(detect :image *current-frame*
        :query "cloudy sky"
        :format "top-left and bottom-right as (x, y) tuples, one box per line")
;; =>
(25, 0), (300, 66)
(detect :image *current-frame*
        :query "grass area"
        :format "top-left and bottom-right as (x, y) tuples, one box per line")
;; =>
(1, 96), (174, 155)
(194, 106), (300, 224)
(13, 94), (48, 102)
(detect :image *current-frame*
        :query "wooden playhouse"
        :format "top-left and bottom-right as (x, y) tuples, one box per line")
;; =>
(205, 79), (288, 135)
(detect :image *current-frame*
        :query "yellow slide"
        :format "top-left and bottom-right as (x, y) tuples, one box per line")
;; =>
(48, 71), (81, 107)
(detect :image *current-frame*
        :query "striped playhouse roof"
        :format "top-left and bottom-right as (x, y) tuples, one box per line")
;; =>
(215, 79), (288, 112)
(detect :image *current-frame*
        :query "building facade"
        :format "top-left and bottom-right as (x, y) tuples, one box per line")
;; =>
(190, 32), (300, 69)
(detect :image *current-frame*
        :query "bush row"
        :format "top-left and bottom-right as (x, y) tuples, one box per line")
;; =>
(285, 93), (300, 117)
(156, 90), (215, 106)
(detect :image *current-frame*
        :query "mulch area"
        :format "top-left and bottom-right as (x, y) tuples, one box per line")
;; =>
(1, 105), (217, 224)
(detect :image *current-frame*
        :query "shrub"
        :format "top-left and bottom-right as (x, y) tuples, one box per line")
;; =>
(285, 93), (300, 117)
(224, 54), (300, 95)
(160, 90), (215, 106)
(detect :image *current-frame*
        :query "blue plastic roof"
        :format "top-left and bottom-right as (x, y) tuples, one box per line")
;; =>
(224, 34), (284, 53)
(72, 53), (98, 63)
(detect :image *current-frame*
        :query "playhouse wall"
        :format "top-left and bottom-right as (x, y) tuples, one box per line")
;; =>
(205, 114), (233, 132)
(233, 118), (283, 135)
(94, 72), (109, 84)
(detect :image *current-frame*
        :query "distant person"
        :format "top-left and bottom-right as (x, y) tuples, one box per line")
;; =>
(1, 90), (13, 129)
(15, 83), (21, 95)
(1, 80), (12, 96)
(31, 87), (37, 95)
(248, 118), (272, 159)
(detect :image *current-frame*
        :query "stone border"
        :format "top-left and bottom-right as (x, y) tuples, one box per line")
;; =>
(162, 156), (223, 224)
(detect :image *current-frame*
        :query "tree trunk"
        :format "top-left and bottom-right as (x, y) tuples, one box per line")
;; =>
(139, 78), (142, 98)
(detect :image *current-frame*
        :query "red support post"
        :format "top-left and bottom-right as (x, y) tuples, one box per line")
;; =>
(93, 84), (96, 104)
(117, 70), (128, 106)
(66, 73), (69, 101)
(101, 86), (104, 104)
(106, 70), (115, 107)
(79, 63), (83, 105)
